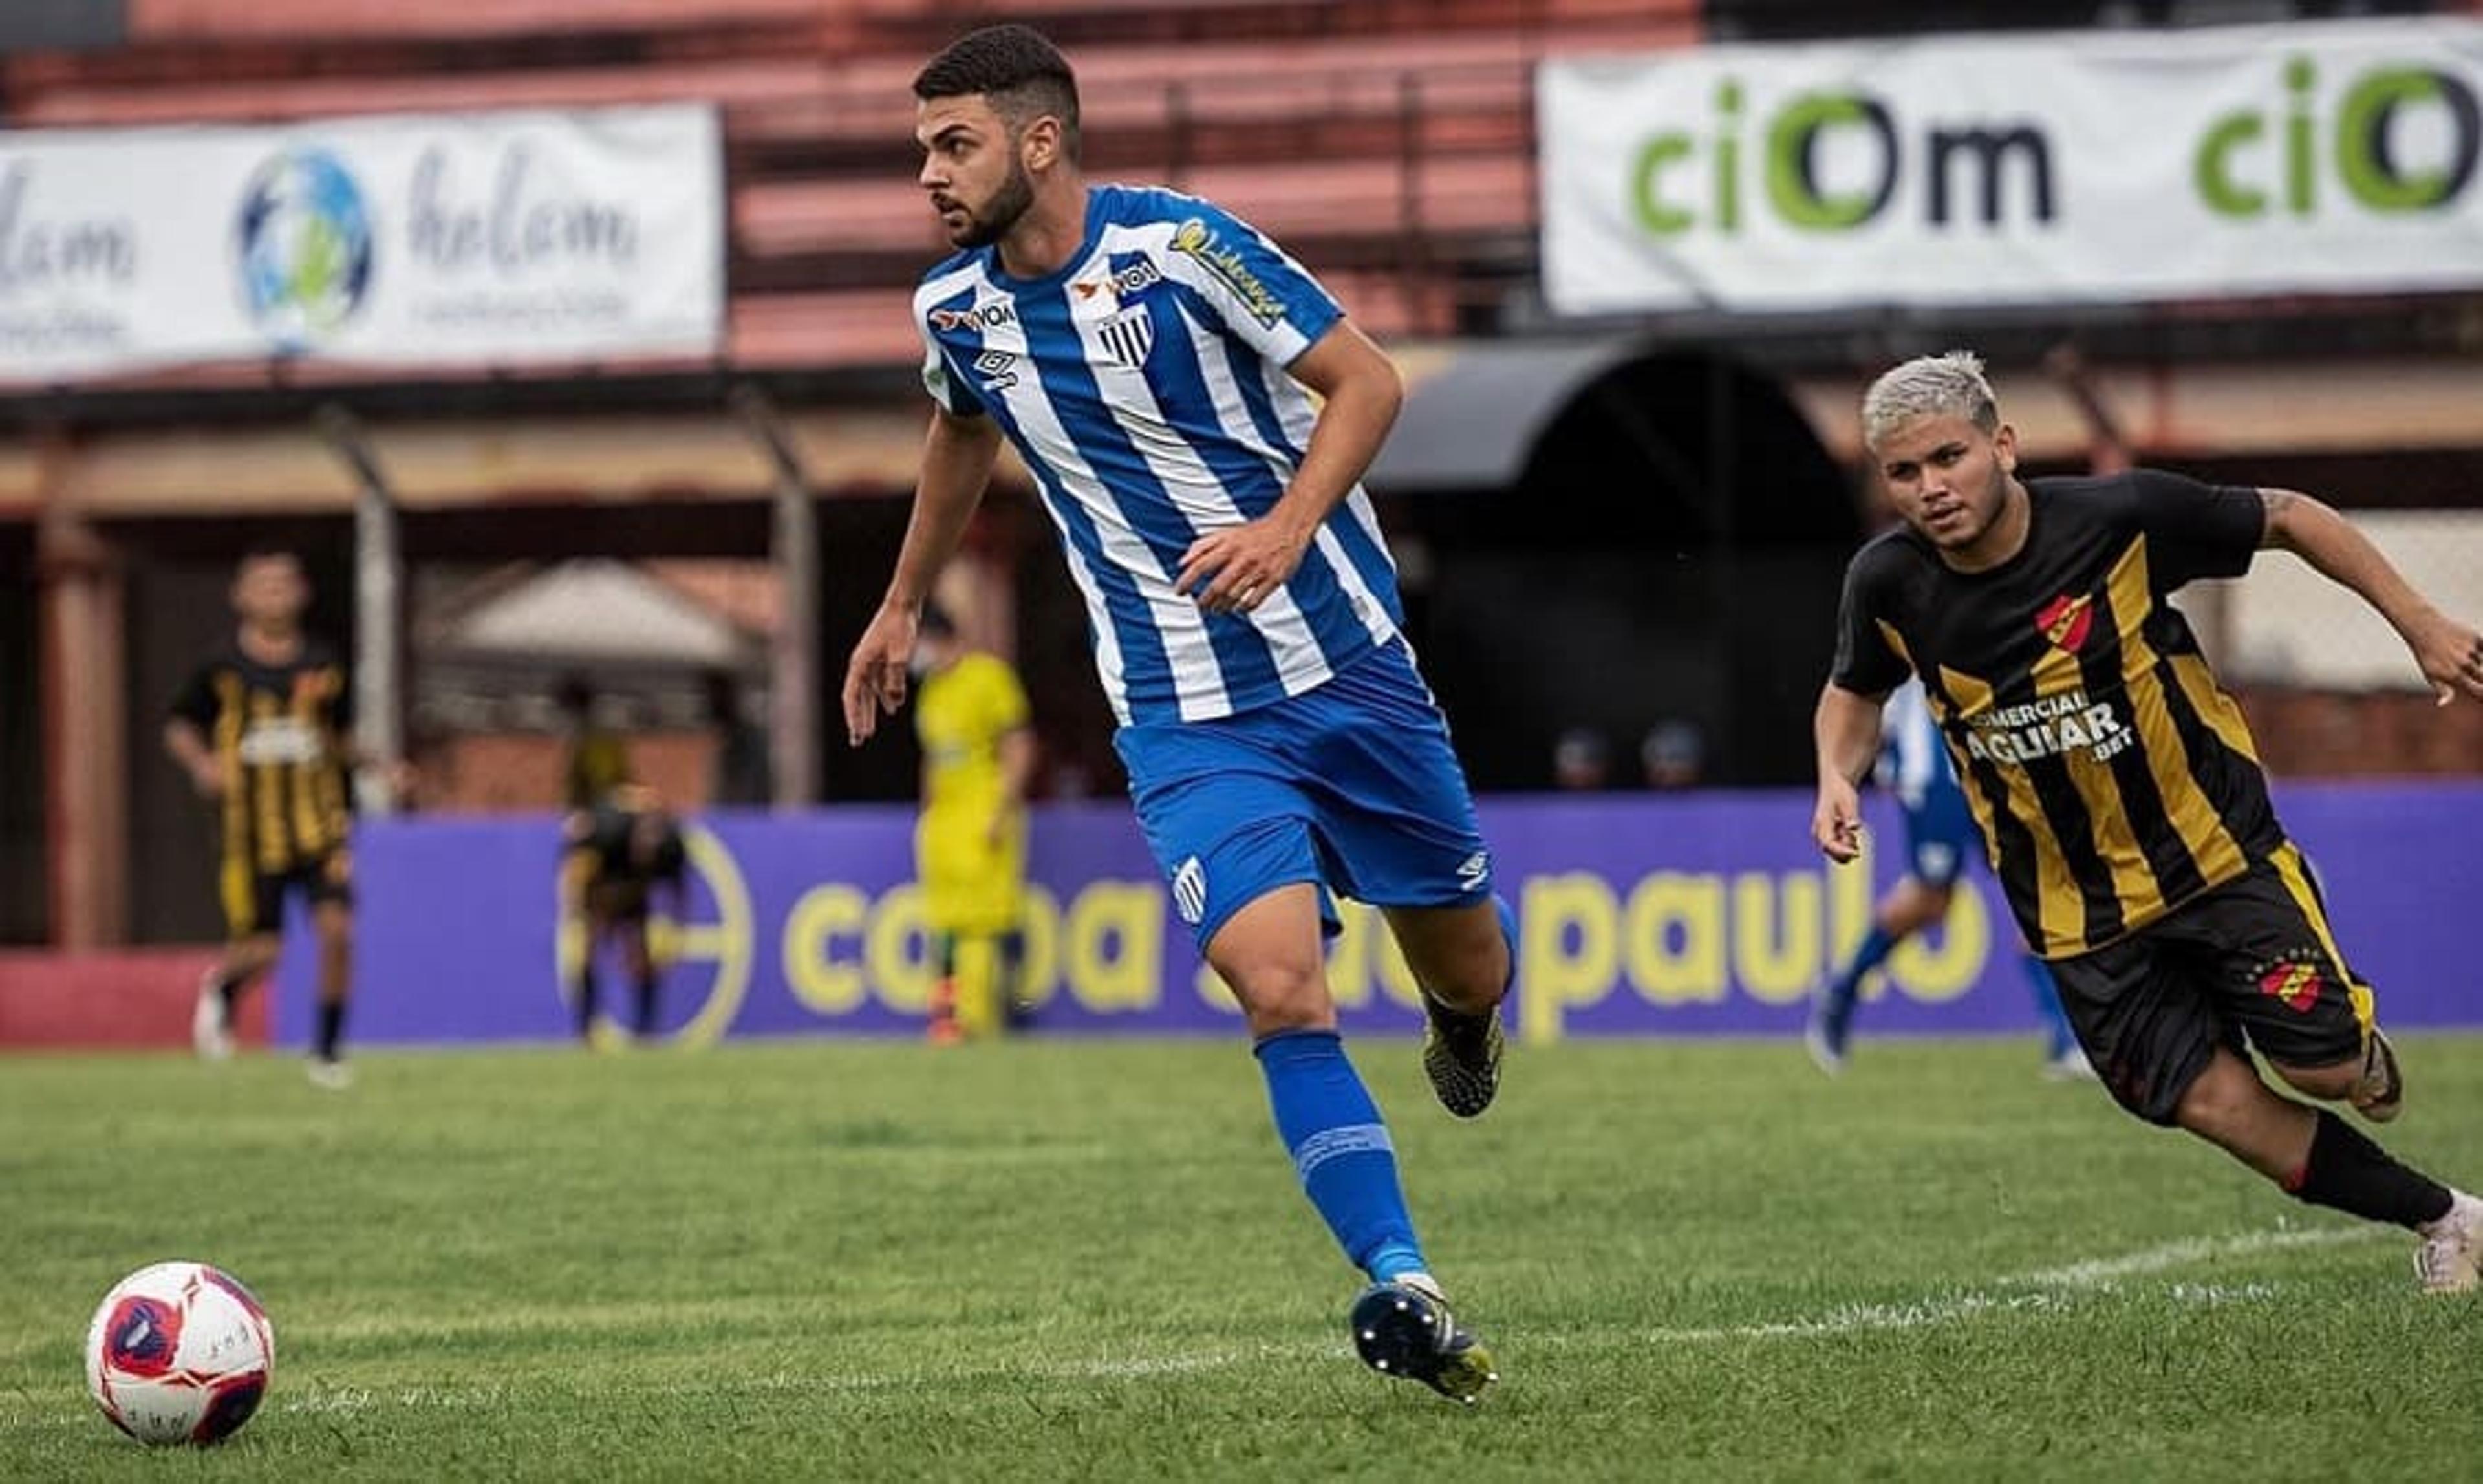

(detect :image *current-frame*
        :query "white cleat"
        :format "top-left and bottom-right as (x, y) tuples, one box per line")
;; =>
(2042, 1046), (2099, 1082)
(2416, 1192), (2483, 1295)
(1803, 1013), (1846, 1078)
(306, 1059), (354, 1092)
(191, 971), (233, 1062)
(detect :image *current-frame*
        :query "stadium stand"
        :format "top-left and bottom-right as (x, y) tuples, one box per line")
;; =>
(3, 1), (1701, 367)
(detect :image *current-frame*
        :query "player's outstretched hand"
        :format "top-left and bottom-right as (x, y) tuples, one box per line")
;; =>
(843, 605), (920, 746)
(1812, 776), (1864, 864)
(2409, 612), (2483, 708)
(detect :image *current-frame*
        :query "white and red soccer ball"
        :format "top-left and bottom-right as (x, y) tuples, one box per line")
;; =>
(83, 1261), (275, 1446)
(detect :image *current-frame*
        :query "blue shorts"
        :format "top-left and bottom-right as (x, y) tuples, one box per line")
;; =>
(1113, 638), (1495, 949)
(1902, 787), (1979, 888)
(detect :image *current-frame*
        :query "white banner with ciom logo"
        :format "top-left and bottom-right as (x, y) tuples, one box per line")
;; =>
(0, 105), (722, 382)
(1540, 17), (2483, 316)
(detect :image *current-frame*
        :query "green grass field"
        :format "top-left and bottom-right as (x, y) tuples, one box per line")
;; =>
(6, 1034), (2482, 1481)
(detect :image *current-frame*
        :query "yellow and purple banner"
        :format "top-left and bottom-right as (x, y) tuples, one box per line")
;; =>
(277, 782), (2483, 1046)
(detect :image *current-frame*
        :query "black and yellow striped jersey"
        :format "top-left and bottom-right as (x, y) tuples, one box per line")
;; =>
(170, 640), (354, 877)
(1832, 469), (2281, 959)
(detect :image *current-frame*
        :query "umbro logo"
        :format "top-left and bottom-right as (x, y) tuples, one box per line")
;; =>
(1455, 851), (1490, 890)
(973, 349), (1018, 391)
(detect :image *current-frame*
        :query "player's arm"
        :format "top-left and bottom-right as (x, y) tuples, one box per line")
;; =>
(558, 811), (599, 914)
(990, 722), (1037, 846)
(1174, 320), (1402, 614)
(164, 671), (226, 798)
(843, 407), (1004, 744)
(163, 717), (224, 798)
(2261, 488), (2483, 707)
(1812, 683), (1887, 864)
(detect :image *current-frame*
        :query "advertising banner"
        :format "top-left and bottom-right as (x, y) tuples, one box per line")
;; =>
(276, 783), (2483, 1048)
(0, 105), (722, 381)
(1540, 19), (2483, 314)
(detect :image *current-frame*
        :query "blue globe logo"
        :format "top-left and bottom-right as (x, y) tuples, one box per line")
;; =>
(236, 148), (373, 350)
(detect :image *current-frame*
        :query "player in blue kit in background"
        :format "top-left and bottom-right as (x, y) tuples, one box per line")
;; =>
(1806, 678), (2091, 1078)
(840, 24), (1512, 1403)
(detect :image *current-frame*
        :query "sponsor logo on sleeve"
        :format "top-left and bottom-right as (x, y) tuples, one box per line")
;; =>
(1170, 217), (1285, 328)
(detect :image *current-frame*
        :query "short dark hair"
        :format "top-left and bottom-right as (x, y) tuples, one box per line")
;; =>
(913, 23), (1081, 164)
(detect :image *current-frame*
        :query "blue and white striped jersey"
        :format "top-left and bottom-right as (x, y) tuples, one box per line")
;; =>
(914, 184), (1403, 727)
(1876, 678), (1959, 815)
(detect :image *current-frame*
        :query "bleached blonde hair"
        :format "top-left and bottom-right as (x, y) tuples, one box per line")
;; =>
(1861, 350), (1999, 449)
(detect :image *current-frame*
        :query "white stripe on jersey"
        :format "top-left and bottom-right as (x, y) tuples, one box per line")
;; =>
(1880, 680), (1944, 810)
(1160, 288), (1327, 689)
(1044, 511), (1134, 727)
(1251, 350), (1397, 652)
(989, 326), (1235, 723)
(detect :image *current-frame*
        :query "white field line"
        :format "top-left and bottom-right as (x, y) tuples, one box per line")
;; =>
(1641, 1224), (2383, 1344)
(0, 1225), (2393, 1426)
(2006, 1224), (2374, 1289)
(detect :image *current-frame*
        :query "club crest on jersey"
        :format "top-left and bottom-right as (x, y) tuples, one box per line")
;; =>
(2253, 951), (2328, 1013)
(2036, 592), (2095, 652)
(1096, 306), (1155, 368)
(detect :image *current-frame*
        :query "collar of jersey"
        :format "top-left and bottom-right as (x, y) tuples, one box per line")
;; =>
(981, 187), (1108, 294)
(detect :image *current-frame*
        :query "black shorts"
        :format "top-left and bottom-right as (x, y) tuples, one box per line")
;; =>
(585, 876), (656, 923)
(2048, 843), (2374, 1126)
(221, 848), (354, 940)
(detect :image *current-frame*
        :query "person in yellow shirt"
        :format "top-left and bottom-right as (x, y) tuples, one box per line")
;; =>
(912, 605), (1035, 1042)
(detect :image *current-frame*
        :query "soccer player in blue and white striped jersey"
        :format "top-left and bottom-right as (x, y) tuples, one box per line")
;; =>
(1805, 677), (2088, 1078)
(839, 25), (1511, 1403)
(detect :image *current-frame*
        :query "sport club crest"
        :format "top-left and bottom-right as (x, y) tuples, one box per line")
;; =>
(1095, 305), (1155, 369)
(2035, 592), (2095, 653)
(2254, 951), (2328, 1013)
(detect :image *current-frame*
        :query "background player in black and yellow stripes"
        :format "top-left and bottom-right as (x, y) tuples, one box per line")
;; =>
(164, 550), (359, 1089)
(1812, 349), (2483, 1293)
(560, 783), (688, 1047)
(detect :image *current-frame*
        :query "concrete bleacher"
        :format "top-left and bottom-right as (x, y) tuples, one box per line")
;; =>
(2, 0), (1700, 372)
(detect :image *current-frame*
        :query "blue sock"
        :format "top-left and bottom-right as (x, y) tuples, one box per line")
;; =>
(1254, 1029), (1426, 1284)
(2025, 958), (2078, 1060)
(1821, 927), (1897, 1033)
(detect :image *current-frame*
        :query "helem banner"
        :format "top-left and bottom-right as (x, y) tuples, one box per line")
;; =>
(1540, 18), (2483, 315)
(275, 783), (2483, 1048)
(0, 105), (722, 382)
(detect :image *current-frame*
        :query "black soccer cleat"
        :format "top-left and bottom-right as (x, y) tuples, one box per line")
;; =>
(1349, 1278), (1499, 1405)
(1421, 995), (1505, 1119)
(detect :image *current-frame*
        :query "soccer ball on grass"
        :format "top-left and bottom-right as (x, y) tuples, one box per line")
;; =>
(83, 1260), (275, 1445)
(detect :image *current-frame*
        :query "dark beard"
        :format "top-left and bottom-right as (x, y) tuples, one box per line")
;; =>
(952, 161), (1035, 249)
